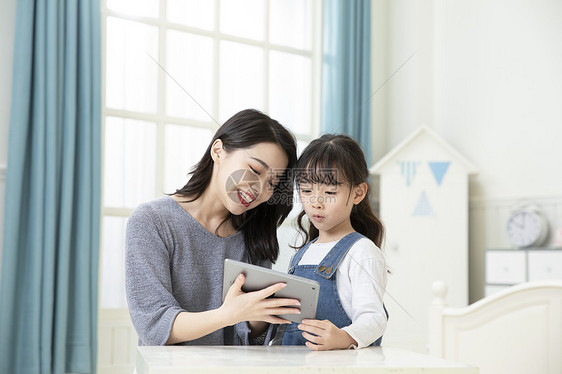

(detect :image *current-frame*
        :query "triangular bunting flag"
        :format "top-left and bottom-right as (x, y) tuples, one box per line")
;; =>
(413, 191), (434, 217)
(428, 161), (450, 186)
(399, 161), (420, 187)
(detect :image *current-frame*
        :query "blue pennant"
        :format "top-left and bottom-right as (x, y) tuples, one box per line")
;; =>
(428, 161), (450, 186)
(413, 191), (434, 217)
(399, 161), (420, 187)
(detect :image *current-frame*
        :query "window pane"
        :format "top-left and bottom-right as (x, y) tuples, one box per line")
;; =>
(274, 225), (301, 273)
(100, 216), (128, 309)
(269, 51), (312, 134)
(107, 0), (159, 18)
(104, 117), (157, 208)
(219, 41), (265, 122)
(106, 17), (159, 113)
(270, 0), (313, 50)
(166, 31), (214, 121)
(287, 185), (303, 221)
(220, 0), (265, 41)
(164, 124), (213, 194)
(167, 0), (214, 30)
(297, 140), (309, 157)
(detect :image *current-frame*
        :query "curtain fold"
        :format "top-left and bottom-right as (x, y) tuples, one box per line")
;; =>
(0, 0), (101, 373)
(322, 0), (372, 161)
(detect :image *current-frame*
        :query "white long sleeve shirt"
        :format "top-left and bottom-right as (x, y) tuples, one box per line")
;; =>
(296, 237), (388, 348)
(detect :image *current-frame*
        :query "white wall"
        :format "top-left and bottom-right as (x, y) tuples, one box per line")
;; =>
(378, 0), (562, 304)
(0, 0), (17, 266)
(434, 0), (562, 302)
(383, 0), (562, 200)
(370, 0), (389, 164)
(434, 0), (562, 200)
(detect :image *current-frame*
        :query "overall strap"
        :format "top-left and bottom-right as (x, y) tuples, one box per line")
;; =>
(287, 238), (317, 274)
(314, 232), (366, 279)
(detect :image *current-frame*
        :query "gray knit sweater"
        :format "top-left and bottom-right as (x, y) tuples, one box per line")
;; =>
(125, 196), (270, 346)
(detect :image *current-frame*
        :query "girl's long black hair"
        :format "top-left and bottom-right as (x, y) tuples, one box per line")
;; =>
(174, 109), (297, 264)
(295, 134), (385, 248)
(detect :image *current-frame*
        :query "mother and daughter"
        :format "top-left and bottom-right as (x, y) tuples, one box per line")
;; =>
(125, 109), (388, 350)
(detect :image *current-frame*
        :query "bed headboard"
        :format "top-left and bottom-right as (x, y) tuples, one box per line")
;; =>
(428, 280), (562, 374)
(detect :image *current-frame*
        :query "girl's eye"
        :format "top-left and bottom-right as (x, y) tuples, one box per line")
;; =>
(300, 189), (311, 194)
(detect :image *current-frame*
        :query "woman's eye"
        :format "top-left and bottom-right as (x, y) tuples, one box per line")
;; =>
(300, 189), (311, 194)
(325, 191), (336, 195)
(249, 166), (261, 175)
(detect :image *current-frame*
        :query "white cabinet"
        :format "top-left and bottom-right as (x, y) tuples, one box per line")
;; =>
(485, 248), (562, 296)
(485, 251), (526, 284)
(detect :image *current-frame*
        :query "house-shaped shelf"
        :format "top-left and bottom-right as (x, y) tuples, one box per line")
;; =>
(370, 125), (477, 352)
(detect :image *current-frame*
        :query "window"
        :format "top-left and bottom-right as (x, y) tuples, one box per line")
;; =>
(100, 0), (322, 308)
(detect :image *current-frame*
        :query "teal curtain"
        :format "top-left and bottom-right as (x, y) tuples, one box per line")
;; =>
(0, 0), (101, 373)
(322, 0), (372, 161)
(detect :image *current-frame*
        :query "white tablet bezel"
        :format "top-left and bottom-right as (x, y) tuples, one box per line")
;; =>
(222, 259), (320, 323)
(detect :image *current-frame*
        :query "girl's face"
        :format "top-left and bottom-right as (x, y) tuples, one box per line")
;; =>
(212, 140), (289, 215)
(298, 180), (367, 240)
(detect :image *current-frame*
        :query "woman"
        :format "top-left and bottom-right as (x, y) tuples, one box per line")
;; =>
(125, 109), (301, 346)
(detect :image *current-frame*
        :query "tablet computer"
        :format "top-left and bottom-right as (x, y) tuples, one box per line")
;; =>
(222, 259), (320, 323)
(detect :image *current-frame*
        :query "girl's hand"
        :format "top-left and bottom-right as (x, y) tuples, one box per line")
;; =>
(298, 319), (358, 350)
(219, 273), (301, 326)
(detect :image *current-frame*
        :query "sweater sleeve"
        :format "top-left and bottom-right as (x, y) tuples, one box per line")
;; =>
(125, 203), (184, 346)
(233, 322), (251, 345)
(341, 243), (388, 349)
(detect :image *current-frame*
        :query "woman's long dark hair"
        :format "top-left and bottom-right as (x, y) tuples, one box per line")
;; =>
(174, 109), (297, 264)
(295, 134), (385, 248)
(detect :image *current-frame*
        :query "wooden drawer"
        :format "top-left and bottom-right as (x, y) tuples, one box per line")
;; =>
(486, 250), (526, 284)
(528, 251), (562, 281)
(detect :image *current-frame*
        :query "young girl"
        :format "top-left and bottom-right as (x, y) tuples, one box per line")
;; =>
(281, 134), (388, 350)
(126, 109), (301, 347)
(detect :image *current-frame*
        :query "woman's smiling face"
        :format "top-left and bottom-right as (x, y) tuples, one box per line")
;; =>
(212, 140), (289, 215)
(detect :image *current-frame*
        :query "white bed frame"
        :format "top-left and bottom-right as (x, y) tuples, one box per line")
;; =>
(428, 280), (562, 374)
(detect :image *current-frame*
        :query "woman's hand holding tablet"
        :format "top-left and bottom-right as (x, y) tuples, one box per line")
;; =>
(222, 259), (320, 323)
(221, 273), (300, 325)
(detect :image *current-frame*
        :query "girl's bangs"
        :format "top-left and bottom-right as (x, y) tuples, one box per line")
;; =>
(295, 155), (347, 186)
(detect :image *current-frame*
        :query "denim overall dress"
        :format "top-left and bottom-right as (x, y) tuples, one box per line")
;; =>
(281, 232), (388, 346)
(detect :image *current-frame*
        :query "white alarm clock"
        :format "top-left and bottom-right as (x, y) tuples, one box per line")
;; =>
(506, 206), (549, 248)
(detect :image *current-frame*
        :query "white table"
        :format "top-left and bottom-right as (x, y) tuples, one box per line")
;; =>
(136, 345), (478, 373)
